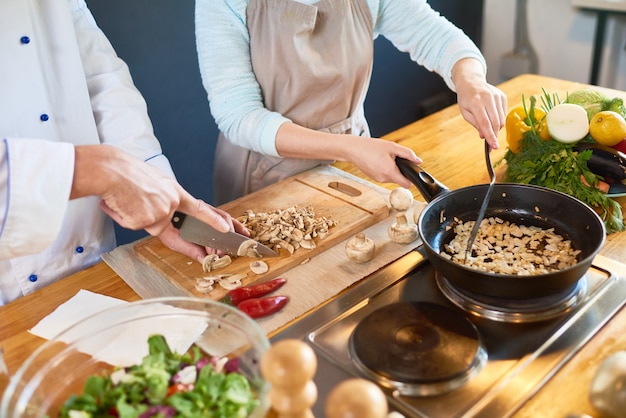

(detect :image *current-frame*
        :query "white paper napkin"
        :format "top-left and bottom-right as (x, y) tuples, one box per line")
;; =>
(30, 290), (126, 339)
(29, 290), (207, 367)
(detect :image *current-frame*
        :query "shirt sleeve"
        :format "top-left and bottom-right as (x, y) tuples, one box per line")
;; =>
(71, 0), (176, 177)
(0, 139), (74, 258)
(372, 0), (487, 92)
(195, 0), (288, 157)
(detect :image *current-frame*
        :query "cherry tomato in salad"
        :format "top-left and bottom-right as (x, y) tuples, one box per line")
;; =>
(166, 383), (194, 397)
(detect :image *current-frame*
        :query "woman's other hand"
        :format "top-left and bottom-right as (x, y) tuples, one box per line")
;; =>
(276, 123), (422, 189)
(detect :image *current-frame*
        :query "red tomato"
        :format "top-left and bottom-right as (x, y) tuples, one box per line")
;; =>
(612, 139), (626, 155)
(166, 383), (194, 397)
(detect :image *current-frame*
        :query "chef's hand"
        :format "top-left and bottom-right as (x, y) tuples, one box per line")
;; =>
(158, 207), (249, 263)
(451, 58), (507, 150)
(70, 144), (247, 261)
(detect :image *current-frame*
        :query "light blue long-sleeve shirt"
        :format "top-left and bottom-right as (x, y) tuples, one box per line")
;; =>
(195, 0), (487, 157)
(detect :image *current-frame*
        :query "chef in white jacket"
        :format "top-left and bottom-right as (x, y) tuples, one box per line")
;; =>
(0, 0), (242, 305)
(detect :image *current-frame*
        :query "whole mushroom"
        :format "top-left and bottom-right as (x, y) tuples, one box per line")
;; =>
(388, 213), (418, 244)
(345, 233), (376, 264)
(389, 187), (414, 211)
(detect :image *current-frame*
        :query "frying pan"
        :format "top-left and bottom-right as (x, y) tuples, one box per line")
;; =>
(396, 158), (606, 299)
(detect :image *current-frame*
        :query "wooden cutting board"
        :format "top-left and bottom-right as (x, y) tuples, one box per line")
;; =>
(134, 169), (390, 301)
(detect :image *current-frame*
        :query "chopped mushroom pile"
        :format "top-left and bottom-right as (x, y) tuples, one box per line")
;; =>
(236, 205), (337, 254)
(444, 216), (581, 275)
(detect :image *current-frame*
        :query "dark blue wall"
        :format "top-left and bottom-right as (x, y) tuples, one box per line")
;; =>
(85, 0), (483, 245)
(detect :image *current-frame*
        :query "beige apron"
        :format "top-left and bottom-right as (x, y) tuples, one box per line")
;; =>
(213, 0), (374, 205)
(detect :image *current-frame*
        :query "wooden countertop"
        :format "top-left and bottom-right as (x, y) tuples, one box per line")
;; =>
(1, 74), (625, 417)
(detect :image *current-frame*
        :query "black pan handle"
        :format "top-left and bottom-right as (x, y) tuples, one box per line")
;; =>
(395, 157), (450, 202)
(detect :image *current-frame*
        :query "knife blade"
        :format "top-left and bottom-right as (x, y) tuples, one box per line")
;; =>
(171, 212), (278, 258)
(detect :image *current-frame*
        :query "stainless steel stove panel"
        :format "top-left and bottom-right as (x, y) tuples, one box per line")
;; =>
(273, 248), (626, 418)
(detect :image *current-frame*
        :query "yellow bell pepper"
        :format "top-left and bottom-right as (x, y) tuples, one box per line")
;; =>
(506, 106), (550, 153)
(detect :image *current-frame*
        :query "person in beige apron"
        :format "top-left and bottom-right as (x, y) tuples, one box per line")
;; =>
(214, 0), (381, 204)
(205, 0), (507, 205)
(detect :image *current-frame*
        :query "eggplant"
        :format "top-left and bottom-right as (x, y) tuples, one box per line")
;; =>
(574, 142), (626, 183)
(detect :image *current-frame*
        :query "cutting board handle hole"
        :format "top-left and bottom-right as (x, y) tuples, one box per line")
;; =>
(328, 181), (362, 197)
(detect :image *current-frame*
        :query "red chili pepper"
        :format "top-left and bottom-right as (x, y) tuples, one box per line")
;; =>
(224, 278), (287, 306)
(237, 295), (289, 319)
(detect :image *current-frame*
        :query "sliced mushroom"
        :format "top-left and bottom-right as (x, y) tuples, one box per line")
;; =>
(250, 260), (269, 275)
(237, 239), (261, 258)
(195, 277), (215, 294)
(299, 238), (316, 250)
(202, 254), (219, 272)
(271, 237), (295, 254)
(213, 255), (232, 269)
(201, 254), (232, 272)
(289, 228), (304, 242)
(256, 231), (274, 242)
(217, 273), (247, 290)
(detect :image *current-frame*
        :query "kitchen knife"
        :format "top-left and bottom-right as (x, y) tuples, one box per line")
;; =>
(171, 212), (278, 258)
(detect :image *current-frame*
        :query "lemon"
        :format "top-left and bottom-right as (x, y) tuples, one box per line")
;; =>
(589, 110), (626, 146)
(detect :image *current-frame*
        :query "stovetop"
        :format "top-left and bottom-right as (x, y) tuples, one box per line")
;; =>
(272, 247), (626, 418)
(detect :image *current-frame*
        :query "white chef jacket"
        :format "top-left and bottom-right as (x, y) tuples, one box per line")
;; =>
(0, 0), (175, 305)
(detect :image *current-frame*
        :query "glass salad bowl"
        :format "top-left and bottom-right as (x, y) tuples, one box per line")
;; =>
(1, 297), (270, 417)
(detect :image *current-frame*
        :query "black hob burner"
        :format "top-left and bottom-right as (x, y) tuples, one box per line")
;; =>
(436, 273), (588, 323)
(349, 301), (487, 396)
(308, 252), (626, 418)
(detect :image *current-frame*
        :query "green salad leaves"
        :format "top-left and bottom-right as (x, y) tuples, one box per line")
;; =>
(59, 335), (258, 418)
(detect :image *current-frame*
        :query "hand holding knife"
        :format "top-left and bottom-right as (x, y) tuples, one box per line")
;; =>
(171, 211), (278, 258)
